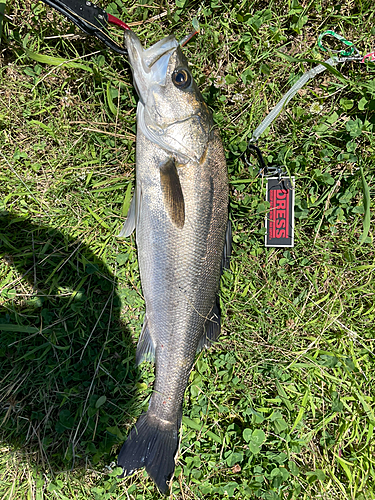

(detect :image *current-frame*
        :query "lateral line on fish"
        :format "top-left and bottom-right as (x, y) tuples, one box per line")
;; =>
(177, 287), (219, 323)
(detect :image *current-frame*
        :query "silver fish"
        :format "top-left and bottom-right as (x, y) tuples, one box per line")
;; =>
(117, 30), (230, 494)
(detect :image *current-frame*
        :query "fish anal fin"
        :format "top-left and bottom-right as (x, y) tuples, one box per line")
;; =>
(136, 315), (155, 365)
(159, 158), (185, 229)
(197, 296), (221, 352)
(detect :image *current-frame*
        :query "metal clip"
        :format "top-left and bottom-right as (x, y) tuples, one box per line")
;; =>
(317, 30), (357, 57)
(263, 166), (287, 183)
(244, 144), (287, 182)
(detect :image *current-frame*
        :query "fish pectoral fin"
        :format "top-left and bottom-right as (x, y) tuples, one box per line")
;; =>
(118, 186), (142, 237)
(136, 315), (156, 365)
(159, 158), (185, 229)
(197, 295), (221, 352)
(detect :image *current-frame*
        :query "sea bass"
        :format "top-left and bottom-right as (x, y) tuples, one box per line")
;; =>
(117, 30), (229, 494)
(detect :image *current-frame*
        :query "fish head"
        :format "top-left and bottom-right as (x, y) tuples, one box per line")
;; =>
(125, 30), (212, 163)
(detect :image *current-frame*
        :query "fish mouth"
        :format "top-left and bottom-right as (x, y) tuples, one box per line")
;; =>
(124, 30), (179, 102)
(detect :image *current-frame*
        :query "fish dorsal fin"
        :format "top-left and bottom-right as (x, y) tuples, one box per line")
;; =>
(136, 315), (156, 365)
(159, 158), (185, 229)
(221, 218), (232, 272)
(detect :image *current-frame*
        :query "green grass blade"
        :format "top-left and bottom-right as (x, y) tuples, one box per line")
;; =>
(121, 182), (133, 217)
(22, 35), (93, 72)
(0, 0), (6, 42)
(86, 205), (110, 229)
(106, 81), (118, 116)
(334, 454), (353, 483)
(23, 46), (94, 72)
(291, 388), (310, 431)
(182, 416), (202, 431)
(358, 165), (371, 245)
(205, 429), (222, 444)
(0, 324), (49, 334)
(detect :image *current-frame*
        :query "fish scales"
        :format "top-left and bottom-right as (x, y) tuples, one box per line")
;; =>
(137, 128), (227, 420)
(117, 30), (229, 494)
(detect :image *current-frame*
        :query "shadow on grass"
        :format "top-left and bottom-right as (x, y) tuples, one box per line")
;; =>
(0, 213), (139, 471)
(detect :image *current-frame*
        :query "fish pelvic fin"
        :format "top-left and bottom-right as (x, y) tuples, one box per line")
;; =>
(159, 158), (185, 229)
(118, 186), (142, 238)
(136, 315), (155, 364)
(118, 194), (136, 237)
(117, 412), (179, 495)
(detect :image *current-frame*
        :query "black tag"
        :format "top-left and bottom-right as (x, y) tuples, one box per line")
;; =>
(265, 177), (295, 247)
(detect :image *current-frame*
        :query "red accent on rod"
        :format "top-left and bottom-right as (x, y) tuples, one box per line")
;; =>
(107, 13), (131, 31)
(180, 30), (198, 47)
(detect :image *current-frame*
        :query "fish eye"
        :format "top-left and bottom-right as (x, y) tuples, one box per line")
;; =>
(171, 69), (192, 89)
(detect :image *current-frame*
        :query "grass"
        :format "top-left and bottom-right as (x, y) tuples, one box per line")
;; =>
(1, 0), (375, 498)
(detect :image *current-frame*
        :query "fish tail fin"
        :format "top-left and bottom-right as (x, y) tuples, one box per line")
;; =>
(117, 412), (179, 494)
